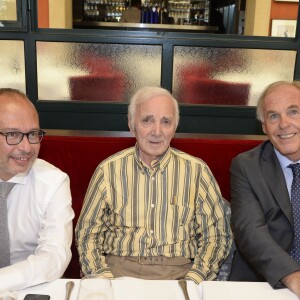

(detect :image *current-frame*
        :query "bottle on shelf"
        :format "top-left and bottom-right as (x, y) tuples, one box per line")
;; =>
(141, 3), (150, 23)
(141, 1), (159, 24)
(158, 1), (165, 24)
(204, 0), (210, 24)
(83, 0), (126, 22)
(82, 0), (210, 25)
(150, 4), (158, 23)
(189, 0), (209, 26)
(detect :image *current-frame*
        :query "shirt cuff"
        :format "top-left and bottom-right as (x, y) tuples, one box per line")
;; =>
(274, 281), (286, 289)
(94, 268), (114, 279)
(185, 270), (205, 285)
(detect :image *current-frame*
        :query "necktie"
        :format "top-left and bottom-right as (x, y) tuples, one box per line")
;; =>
(289, 163), (300, 263)
(0, 182), (15, 268)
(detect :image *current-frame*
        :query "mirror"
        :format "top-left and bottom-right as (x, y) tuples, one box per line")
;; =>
(0, 0), (297, 36)
(35, 0), (299, 37)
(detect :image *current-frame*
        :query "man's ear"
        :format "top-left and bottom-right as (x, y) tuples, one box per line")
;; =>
(262, 122), (267, 135)
(128, 113), (135, 136)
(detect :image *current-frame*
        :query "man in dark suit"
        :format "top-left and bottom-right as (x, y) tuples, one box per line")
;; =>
(229, 81), (300, 298)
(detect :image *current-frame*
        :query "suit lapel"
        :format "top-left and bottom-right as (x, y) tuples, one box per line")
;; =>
(261, 142), (293, 226)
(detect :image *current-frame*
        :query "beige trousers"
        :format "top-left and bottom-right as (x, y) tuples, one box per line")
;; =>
(106, 255), (192, 280)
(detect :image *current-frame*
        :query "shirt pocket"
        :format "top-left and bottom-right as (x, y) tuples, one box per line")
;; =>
(169, 203), (195, 241)
(111, 202), (146, 228)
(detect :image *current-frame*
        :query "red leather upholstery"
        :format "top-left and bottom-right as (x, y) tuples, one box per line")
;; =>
(178, 63), (250, 105)
(38, 133), (263, 278)
(69, 73), (125, 102)
(181, 77), (250, 105)
(69, 56), (125, 102)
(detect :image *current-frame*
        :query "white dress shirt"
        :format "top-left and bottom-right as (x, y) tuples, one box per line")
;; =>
(0, 158), (74, 292)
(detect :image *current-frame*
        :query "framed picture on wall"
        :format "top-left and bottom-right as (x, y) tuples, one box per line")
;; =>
(271, 19), (297, 37)
(0, 0), (23, 27)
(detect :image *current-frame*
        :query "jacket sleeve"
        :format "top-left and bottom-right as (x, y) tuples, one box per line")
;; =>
(230, 155), (300, 286)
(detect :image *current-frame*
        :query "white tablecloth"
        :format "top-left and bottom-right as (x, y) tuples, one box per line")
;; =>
(202, 281), (298, 300)
(17, 279), (201, 300)
(16, 279), (298, 300)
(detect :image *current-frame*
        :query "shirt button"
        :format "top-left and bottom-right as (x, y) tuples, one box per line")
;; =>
(151, 204), (155, 208)
(150, 230), (154, 234)
(151, 177), (155, 181)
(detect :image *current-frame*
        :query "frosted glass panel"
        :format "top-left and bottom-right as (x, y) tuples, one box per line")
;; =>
(0, 0), (17, 21)
(173, 47), (296, 106)
(0, 40), (25, 92)
(36, 42), (162, 101)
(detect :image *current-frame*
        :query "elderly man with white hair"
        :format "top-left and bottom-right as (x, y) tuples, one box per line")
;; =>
(76, 86), (232, 284)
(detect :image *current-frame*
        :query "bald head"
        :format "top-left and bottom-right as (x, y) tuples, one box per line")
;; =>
(0, 88), (38, 120)
(0, 88), (41, 180)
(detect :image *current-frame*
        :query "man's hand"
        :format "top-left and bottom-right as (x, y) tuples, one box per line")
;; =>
(282, 271), (300, 299)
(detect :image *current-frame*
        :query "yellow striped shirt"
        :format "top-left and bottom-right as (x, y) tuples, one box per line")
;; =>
(75, 145), (232, 284)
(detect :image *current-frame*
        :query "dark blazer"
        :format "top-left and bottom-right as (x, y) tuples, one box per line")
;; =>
(229, 140), (300, 287)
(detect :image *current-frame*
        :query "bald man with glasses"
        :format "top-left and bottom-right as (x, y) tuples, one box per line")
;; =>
(0, 88), (74, 292)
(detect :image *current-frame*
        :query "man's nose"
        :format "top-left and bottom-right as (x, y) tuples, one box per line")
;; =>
(279, 115), (290, 128)
(17, 135), (32, 151)
(152, 121), (161, 135)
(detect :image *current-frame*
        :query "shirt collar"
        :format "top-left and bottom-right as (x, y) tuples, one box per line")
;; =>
(0, 171), (28, 184)
(274, 147), (300, 170)
(134, 143), (171, 171)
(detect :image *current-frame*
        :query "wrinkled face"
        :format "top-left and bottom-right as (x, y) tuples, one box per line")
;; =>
(0, 95), (40, 180)
(129, 96), (177, 166)
(262, 84), (300, 162)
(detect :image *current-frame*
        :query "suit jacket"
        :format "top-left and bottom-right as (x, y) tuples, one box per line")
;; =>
(229, 140), (300, 287)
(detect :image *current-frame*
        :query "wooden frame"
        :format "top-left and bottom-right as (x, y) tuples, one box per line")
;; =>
(271, 19), (297, 37)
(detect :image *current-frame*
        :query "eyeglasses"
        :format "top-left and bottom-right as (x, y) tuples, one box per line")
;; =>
(0, 130), (46, 145)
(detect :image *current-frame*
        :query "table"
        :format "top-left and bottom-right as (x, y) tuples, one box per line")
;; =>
(16, 279), (298, 300)
(17, 279), (201, 300)
(202, 281), (298, 300)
